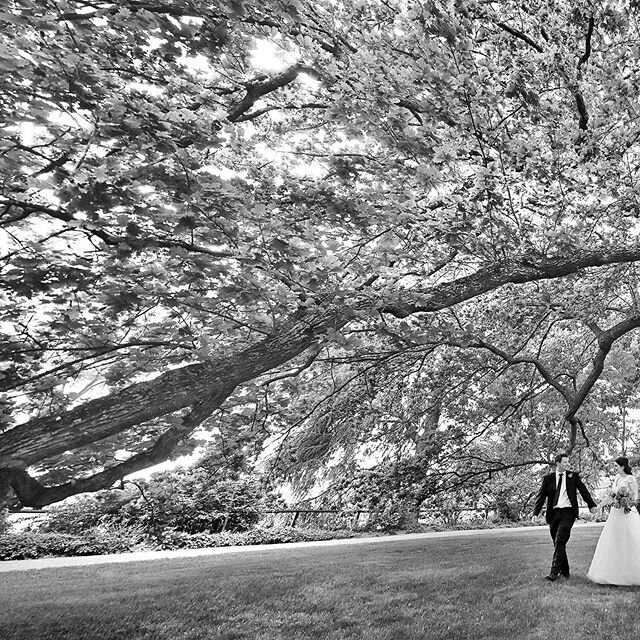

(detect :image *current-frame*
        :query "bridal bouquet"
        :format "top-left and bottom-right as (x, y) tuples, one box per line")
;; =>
(610, 485), (635, 514)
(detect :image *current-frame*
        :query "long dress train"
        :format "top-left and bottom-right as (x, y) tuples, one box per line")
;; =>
(587, 474), (640, 586)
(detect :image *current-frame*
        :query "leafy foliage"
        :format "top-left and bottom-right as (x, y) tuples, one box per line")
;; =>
(3, 0), (640, 508)
(0, 524), (145, 560)
(37, 459), (284, 535)
(0, 525), (356, 560)
(156, 526), (355, 550)
(37, 489), (138, 535)
(120, 472), (282, 534)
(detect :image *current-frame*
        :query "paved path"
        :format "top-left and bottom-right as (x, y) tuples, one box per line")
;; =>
(0, 522), (603, 573)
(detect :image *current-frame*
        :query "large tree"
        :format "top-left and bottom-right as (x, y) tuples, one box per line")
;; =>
(3, 0), (640, 507)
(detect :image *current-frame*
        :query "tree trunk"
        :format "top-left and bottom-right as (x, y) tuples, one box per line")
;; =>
(4, 247), (640, 505)
(0, 307), (348, 468)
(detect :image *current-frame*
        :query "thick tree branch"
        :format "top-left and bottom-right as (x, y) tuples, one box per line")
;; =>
(379, 248), (640, 317)
(2, 383), (229, 507)
(4, 248), (640, 494)
(0, 306), (351, 468)
(571, 15), (595, 132)
(564, 315), (640, 424)
(574, 92), (589, 131)
(226, 65), (321, 123)
(578, 16), (595, 69)
(495, 22), (544, 53)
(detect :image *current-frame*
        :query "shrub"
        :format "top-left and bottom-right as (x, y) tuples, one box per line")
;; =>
(156, 526), (356, 550)
(0, 526), (357, 560)
(0, 523), (148, 560)
(358, 501), (419, 532)
(33, 470), (284, 537)
(129, 475), (275, 535)
(37, 490), (137, 534)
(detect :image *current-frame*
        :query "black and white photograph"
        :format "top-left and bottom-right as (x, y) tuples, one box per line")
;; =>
(2, 1), (640, 638)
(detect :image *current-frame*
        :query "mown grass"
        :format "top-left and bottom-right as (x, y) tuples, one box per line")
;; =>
(1, 525), (638, 640)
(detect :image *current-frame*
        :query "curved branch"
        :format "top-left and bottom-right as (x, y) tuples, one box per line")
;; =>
(472, 338), (572, 401)
(415, 458), (548, 504)
(578, 16), (595, 69)
(0, 198), (235, 259)
(495, 22), (544, 53)
(226, 65), (321, 123)
(2, 385), (227, 508)
(233, 102), (328, 123)
(5, 247), (640, 488)
(564, 315), (640, 423)
(260, 348), (321, 386)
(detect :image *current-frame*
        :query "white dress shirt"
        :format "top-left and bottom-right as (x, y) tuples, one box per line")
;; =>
(554, 471), (571, 509)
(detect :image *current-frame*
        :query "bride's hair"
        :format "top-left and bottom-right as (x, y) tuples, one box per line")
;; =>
(615, 456), (633, 475)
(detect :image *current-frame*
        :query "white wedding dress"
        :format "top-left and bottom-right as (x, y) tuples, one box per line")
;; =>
(587, 474), (640, 585)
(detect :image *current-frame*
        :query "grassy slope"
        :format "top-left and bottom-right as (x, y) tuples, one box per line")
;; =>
(1, 526), (638, 640)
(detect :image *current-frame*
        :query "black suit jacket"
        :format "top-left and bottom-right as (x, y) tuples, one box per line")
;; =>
(533, 471), (597, 523)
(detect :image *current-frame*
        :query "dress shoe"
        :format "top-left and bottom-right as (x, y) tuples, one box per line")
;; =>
(545, 573), (559, 581)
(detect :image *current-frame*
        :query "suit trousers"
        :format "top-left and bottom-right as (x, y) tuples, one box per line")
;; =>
(549, 507), (575, 575)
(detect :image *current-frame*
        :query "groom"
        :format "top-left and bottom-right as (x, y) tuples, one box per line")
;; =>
(532, 453), (597, 581)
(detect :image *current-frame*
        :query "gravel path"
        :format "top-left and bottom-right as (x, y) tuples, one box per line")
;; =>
(0, 521), (603, 573)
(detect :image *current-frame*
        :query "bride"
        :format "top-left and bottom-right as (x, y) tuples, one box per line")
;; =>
(587, 456), (640, 586)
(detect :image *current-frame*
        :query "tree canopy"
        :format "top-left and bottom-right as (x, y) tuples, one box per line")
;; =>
(3, 0), (640, 508)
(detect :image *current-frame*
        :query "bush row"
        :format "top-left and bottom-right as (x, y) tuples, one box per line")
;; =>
(421, 519), (540, 532)
(157, 526), (356, 549)
(0, 526), (357, 560)
(0, 529), (141, 560)
(0, 519), (548, 561)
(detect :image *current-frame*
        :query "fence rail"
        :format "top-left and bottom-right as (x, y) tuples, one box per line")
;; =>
(10, 506), (550, 531)
(9, 507), (488, 529)
(262, 507), (494, 528)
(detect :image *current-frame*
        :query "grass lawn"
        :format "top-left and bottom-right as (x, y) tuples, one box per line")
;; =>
(1, 525), (638, 640)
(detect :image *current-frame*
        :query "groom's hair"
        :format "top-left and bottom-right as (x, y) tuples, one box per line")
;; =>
(554, 453), (568, 464)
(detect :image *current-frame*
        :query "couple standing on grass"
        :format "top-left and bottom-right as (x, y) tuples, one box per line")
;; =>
(531, 453), (640, 585)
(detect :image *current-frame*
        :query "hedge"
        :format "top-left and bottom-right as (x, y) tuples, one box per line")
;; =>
(0, 531), (140, 560)
(0, 526), (358, 560)
(0, 521), (545, 561)
(156, 526), (357, 550)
